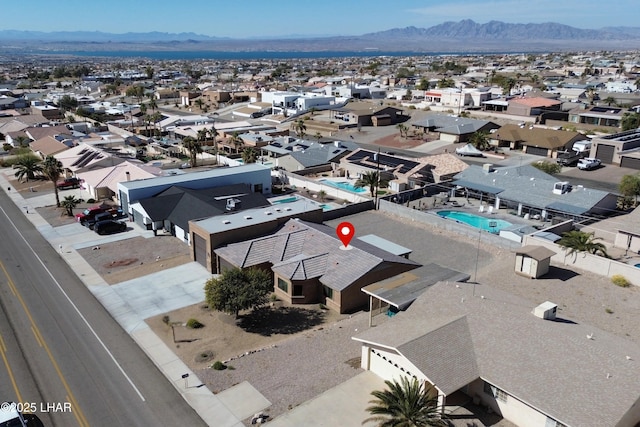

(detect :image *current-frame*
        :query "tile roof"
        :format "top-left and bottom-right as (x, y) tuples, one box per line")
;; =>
(215, 219), (419, 291)
(355, 282), (640, 427)
(509, 96), (562, 108)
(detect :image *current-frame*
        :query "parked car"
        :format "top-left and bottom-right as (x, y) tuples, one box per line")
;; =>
(56, 177), (81, 189)
(577, 157), (601, 170)
(94, 220), (127, 235)
(85, 212), (114, 229)
(76, 206), (108, 223)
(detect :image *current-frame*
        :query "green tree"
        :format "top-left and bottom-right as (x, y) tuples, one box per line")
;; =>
(602, 96), (617, 106)
(13, 136), (30, 147)
(241, 147), (258, 164)
(204, 267), (273, 318)
(125, 85), (145, 102)
(292, 118), (306, 138)
(60, 195), (80, 216)
(619, 173), (640, 206)
(228, 131), (244, 154)
(469, 131), (491, 151)
(363, 377), (447, 427)
(417, 78), (431, 90)
(145, 66), (154, 80)
(355, 171), (388, 198)
(557, 230), (609, 258)
(208, 126), (219, 164)
(58, 95), (78, 113)
(13, 154), (43, 182)
(41, 156), (64, 207)
(182, 136), (202, 167)
(437, 77), (455, 88)
(621, 112), (640, 131)
(532, 161), (562, 175)
(396, 124), (409, 138)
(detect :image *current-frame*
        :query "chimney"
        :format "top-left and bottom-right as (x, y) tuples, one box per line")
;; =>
(482, 163), (494, 173)
(125, 171), (131, 181)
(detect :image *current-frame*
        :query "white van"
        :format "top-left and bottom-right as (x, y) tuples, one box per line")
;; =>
(572, 140), (592, 153)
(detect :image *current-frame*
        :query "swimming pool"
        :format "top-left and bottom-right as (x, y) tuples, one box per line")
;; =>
(437, 210), (513, 233)
(272, 196), (298, 204)
(318, 179), (367, 193)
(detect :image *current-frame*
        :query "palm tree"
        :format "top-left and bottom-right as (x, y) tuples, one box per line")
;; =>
(354, 171), (388, 198)
(241, 147), (258, 164)
(318, 190), (327, 202)
(292, 118), (306, 138)
(13, 154), (43, 182)
(197, 128), (209, 146)
(557, 230), (609, 258)
(621, 112), (640, 131)
(13, 135), (30, 147)
(603, 96), (617, 106)
(182, 136), (202, 168)
(314, 132), (323, 143)
(60, 195), (80, 217)
(363, 377), (447, 427)
(208, 126), (219, 164)
(228, 131), (244, 154)
(41, 156), (64, 207)
(469, 131), (491, 151)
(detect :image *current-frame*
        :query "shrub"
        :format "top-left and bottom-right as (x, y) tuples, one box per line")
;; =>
(612, 274), (631, 288)
(186, 318), (204, 329)
(269, 293), (278, 302)
(212, 361), (227, 370)
(162, 315), (170, 325)
(86, 198), (95, 204)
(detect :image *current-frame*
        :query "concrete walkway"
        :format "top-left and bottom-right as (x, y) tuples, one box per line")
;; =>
(0, 172), (270, 427)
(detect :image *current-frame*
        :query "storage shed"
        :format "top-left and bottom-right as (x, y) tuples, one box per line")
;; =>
(514, 245), (556, 279)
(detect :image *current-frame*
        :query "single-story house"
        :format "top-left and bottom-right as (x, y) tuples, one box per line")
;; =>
(354, 281), (640, 427)
(590, 128), (640, 168)
(332, 104), (405, 127)
(411, 114), (500, 143)
(506, 96), (562, 116)
(492, 124), (585, 157)
(214, 219), (420, 313)
(452, 164), (618, 220)
(568, 105), (625, 129)
(77, 160), (160, 201)
(29, 135), (70, 158)
(55, 142), (128, 174)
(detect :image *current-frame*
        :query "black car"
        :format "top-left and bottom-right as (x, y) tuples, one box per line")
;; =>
(94, 220), (127, 235)
(85, 212), (114, 229)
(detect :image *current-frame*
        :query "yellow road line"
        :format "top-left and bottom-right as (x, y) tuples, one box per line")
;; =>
(0, 333), (24, 405)
(0, 261), (89, 427)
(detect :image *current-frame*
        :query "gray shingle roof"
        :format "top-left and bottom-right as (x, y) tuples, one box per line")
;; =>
(454, 165), (611, 214)
(354, 282), (640, 427)
(412, 114), (496, 135)
(215, 219), (419, 291)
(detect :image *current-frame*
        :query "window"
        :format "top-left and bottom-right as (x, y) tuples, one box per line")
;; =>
(277, 277), (288, 292)
(323, 285), (333, 299)
(483, 381), (507, 403)
(293, 285), (303, 297)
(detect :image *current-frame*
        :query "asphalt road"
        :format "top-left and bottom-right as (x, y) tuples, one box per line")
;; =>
(0, 190), (206, 427)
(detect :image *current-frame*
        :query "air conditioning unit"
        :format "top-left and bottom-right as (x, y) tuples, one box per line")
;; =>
(533, 301), (557, 320)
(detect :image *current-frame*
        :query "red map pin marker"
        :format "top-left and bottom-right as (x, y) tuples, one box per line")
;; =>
(336, 222), (355, 249)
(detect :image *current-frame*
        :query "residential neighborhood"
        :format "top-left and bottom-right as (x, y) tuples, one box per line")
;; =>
(3, 29), (640, 427)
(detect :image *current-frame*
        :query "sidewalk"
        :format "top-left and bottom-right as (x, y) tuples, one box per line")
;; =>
(0, 172), (270, 427)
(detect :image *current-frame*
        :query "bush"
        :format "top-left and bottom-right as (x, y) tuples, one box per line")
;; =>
(612, 274), (631, 288)
(86, 198), (95, 204)
(186, 318), (204, 329)
(212, 361), (227, 370)
(531, 161), (562, 175)
(162, 315), (170, 325)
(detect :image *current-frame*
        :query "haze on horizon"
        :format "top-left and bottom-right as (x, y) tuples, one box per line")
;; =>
(2, 0), (638, 39)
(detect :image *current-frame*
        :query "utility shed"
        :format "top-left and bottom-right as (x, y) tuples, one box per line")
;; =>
(514, 245), (556, 279)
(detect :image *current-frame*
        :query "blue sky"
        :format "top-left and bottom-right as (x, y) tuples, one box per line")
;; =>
(2, 0), (637, 38)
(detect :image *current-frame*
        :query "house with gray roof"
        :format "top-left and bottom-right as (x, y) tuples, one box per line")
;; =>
(353, 281), (640, 427)
(453, 164), (617, 220)
(214, 219), (420, 313)
(411, 114), (500, 143)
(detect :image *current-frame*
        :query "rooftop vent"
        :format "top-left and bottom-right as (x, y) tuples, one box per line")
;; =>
(482, 163), (494, 173)
(552, 181), (570, 195)
(264, 211), (272, 215)
(533, 301), (557, 320)
(285, 207), (292, 211)
(244, 215), (253, 220)
(222, 219), (231, 224)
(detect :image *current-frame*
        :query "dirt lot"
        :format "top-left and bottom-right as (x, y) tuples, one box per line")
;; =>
(77, 235), (192, 285)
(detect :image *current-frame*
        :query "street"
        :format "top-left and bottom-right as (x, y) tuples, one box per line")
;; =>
(0, 189), (206, 427)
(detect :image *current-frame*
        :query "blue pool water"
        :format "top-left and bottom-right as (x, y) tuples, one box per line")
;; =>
(437, 210), (513, 233)
(319, 179), (367, 193)
(272, 196), (298, 204)
(635, 263), (640, 268)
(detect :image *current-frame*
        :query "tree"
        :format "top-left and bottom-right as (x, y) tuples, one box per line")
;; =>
(314, 132), (323, 143)
(228, 131), (244, 154)
(13, 136), (30, 147)
(58, 95), (78, 113)
(417, 78), (431, 90)
(204, 267), (273, 318)
(208, 126), (219, 164)
(292, 118), (306, 138)
(532, 160), (562, 175)
(363, 376), (447, 427)
(241, 147), (258, 164)
(621, 112), (640, 131)
(619, 173), (640, 207)
(557, 230), (609, 258)
(13, 154), (43, 182)
(437, 77), (455, 88)
(41, 155), (64, 207)
(182, 136), (202, 168)
(469, 131), (491, 151)
(60, 195), (80, 216)
(602, 96), (617, 106)
(355, 171), (388, 198)
(318, 190), (327, 202)
(396, 123), (409, 138)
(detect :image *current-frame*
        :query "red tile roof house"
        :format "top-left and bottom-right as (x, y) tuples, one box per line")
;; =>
(506, 96), (562, 117)
(214, 219), (420, 313)
(354, 281), (640, 427)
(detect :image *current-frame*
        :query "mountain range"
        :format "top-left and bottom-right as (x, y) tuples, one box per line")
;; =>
(1, 20), (639, 52)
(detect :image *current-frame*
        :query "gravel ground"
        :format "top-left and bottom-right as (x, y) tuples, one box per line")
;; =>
(198, 312), (371, 421)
